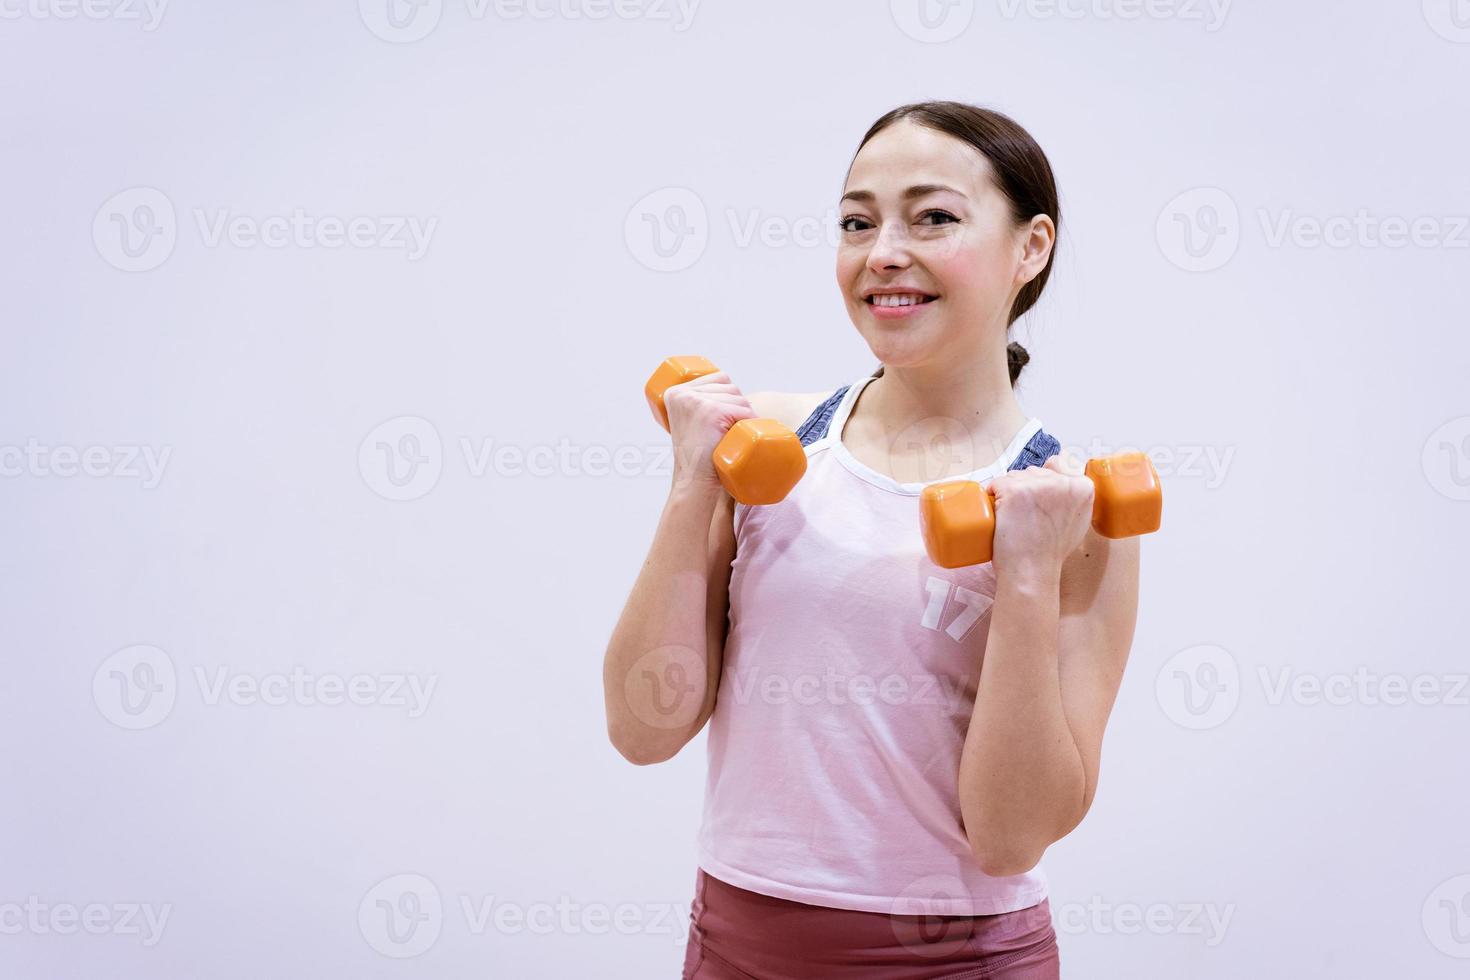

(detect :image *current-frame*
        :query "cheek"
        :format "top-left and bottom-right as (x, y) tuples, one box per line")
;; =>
(925, 233), (1014, 297)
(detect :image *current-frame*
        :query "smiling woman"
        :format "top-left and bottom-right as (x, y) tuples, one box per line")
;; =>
(835, 103), (1060, 400)
(605, 100), (1139, 980)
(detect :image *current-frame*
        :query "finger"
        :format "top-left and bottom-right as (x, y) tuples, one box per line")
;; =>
(671, 372), (732, 391)
(667, 382), (740, 400)
(688, 374), (734, 387)
(1044, 451), (1084, 476)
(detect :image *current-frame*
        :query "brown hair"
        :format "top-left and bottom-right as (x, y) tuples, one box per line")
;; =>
(850, 101), (1060, 386)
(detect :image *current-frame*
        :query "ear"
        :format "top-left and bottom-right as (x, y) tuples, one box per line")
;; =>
(1017, 213), (1056, 285)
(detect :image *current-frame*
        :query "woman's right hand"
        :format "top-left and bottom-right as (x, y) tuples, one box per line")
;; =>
(663, 371), (758, 496)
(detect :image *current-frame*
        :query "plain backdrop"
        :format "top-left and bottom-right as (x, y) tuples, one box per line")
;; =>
(3, 1), (1468, 977)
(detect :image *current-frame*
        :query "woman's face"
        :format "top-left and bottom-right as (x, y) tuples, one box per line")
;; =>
(835, 118), (1050, 369)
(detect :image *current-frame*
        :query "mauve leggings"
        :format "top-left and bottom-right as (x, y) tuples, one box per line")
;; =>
(681, 868), (1061, 979)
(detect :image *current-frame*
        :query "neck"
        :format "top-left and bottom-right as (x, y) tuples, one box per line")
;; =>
(863, 347), (1029, 456)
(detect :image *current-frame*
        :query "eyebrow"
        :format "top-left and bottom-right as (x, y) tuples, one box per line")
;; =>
(839, 183), (966, 205)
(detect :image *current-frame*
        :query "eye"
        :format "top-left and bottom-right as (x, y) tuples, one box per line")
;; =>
(839, 210), (959, 233)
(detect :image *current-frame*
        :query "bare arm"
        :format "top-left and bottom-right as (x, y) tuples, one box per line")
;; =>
(957, 460), (1142, 876)
(602, 481), (736, 765)
(602, 390), (822, 765)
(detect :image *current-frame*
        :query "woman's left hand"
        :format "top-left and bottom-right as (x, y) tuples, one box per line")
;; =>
(988, 452), (1095, 579)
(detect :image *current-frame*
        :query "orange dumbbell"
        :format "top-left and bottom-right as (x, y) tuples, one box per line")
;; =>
(918, 452), (1163, 569)
(645, 356), (808, 506)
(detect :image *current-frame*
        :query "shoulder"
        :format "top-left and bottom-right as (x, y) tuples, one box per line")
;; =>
(747, 390), (833, 432)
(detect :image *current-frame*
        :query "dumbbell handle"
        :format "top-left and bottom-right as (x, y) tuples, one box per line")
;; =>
(919, 452), (1162, 569)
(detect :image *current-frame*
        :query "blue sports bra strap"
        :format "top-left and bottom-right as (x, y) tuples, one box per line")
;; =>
(796, 386), (850, 447)
(1007, 429), (1061, 471)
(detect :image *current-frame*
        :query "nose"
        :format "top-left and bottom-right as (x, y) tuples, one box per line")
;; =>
(866, 220), (912, 274)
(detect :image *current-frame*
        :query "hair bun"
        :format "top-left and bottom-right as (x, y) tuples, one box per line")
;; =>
(1007, 341), (1030, 384)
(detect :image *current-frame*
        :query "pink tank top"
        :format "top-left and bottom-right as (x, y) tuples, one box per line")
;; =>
(696, 373), (1055, 916)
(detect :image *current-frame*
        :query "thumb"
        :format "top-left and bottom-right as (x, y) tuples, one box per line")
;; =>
(1044, 450), (1085, 477)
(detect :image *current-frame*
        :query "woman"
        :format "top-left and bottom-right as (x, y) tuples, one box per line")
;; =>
(604, 100), (1141, 978)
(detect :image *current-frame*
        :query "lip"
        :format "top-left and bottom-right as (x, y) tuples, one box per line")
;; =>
(865, 295), (938, 320)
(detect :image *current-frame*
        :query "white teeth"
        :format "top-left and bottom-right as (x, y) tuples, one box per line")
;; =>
(871, 293), (930, 307)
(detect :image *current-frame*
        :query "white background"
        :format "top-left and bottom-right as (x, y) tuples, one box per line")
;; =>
(3, 0), (1468, 976)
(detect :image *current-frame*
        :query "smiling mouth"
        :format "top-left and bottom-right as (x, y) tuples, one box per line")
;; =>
(865, 295), (938, 307)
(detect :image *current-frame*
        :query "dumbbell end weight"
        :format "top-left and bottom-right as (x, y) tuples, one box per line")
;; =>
(1084, 452), (1163, 538)
(644, 355), (720, 432)
(919, 480), (996, 570)
(714, 419), (808, 505)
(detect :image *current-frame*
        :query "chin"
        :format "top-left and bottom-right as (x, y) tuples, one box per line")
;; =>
(859, 337), (934, 370)
(852, 321), (938, 367)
